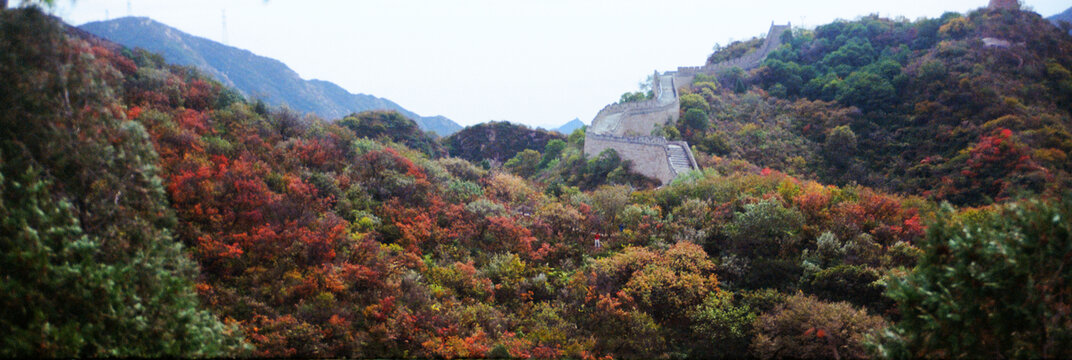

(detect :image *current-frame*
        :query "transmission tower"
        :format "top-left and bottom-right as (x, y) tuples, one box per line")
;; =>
(221, 9), (229, 45)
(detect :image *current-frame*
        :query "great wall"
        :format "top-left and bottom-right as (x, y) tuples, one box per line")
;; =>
(584, 22), (791, 185)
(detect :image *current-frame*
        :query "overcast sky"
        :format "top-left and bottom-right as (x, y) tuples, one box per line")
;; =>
(27, 0), (1071, 129)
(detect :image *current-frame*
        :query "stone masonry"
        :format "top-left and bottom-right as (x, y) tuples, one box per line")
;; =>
(584, 22), (790, 185)
(670, 23), (792, 88)
(588, 71), (681, 137)
(583, 134), (699, 185)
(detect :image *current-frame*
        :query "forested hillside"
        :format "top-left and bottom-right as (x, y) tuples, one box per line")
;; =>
(2, 4), (1071, 359)
(80, 17), (463, 136)
(0, 9), (245, 356)
(445, 121), (565, 164)
(676, 9), (1072, 206)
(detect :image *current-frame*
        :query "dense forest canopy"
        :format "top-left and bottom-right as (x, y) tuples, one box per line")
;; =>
(679, 9), (1072, 207)
(1, 3), (1071, 359)
(444, 121), (564, 164)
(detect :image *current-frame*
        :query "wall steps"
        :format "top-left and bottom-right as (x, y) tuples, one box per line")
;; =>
(666, 144), (694, 176)
(584, 22), (788, 184)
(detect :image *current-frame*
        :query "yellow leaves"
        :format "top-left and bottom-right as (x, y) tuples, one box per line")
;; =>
(938, 17), (974, 38)
(1001, 97), (1026, 112)
(982, 115), (1025, 131)
(1032, 148), (1067, 167)
(283, 269), (302, 282)
(914, 100), (943, 116)
(737, 123), (762, 138)
(535, 202), (584, 228)
(485, 172), (538, 205)
(777, 178), (803, 202)
(593, 242), (720, 317)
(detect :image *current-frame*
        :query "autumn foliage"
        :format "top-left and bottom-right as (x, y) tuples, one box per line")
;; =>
(4, 4), (1072, 359)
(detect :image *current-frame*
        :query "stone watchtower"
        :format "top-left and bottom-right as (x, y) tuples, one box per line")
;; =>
(988, 0), (1020, 10)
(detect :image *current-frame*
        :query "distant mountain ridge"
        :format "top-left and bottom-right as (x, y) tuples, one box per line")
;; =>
(1048, 6), (1072, 33)
(79, 17), (461, 135)
(554, 118), (585, 134)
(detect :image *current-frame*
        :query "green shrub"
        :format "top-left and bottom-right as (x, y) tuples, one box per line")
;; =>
(752, 294), (886, 359)
(879, 198), (1072, 359)
(689, 291), (756, 357)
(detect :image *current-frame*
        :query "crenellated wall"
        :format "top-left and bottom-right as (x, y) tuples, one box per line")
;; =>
(584, 22), (789, 185)
(588, 99), (680, 136)
(671, 23), (790, 88)
(589, 72), (681, 137)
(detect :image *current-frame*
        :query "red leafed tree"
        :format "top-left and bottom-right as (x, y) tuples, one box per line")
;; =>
(937, 128), (1049, 204)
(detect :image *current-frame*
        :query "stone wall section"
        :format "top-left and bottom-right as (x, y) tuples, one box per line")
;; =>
(589, 71), (681, 137)
(588, 99), (680, 136)
(671, 23), (791, 87)
(584, 22), (789, 185)
(584, 134), (685, 185)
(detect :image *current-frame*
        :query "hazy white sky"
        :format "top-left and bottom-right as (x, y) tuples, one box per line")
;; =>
(29, 0), (1071, 128)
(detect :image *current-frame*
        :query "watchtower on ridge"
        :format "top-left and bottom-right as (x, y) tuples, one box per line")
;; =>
(988, 0), (1020, 10)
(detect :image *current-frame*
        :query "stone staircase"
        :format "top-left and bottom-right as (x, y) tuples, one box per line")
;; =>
(587, 23), (790, 184)
(666, 144), (694, 176)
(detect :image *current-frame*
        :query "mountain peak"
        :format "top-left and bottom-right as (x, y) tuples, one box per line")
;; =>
(554, 118), (586, 134)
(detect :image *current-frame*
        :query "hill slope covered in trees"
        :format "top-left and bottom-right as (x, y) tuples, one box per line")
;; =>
(671, 8), (1072, 207)
(444, 121), (565, 164)
(80, 17), (462, 136)
(2, 4), (1072, 359)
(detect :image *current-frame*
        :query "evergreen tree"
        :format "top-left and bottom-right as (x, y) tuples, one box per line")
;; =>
(879, 197), (1072, 358)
